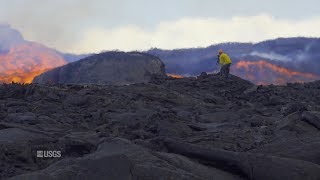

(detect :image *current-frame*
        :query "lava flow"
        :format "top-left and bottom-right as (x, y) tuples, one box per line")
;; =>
(0, 42), (66, 83)
(233, 60), (319, 85)
(167, 73), (183, 79)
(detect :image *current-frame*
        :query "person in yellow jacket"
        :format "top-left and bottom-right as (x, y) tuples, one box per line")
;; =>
(217, 49), (232, 78)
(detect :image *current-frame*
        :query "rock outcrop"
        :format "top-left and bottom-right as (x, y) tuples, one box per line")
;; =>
(33, 51), (167, 85)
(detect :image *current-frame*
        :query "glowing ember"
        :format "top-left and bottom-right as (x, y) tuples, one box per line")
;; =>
(167, 73), (183, 79)
(233, 60), (319, 85)
(0, 42), (66, 83)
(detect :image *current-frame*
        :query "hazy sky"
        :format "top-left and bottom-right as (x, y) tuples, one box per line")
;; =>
(1, 0), (320, 53)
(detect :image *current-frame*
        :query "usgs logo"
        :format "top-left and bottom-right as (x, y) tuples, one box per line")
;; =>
(37, 150), (61, 158)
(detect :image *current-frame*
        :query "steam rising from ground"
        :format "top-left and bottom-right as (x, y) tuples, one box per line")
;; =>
(249, 52), (291, 62)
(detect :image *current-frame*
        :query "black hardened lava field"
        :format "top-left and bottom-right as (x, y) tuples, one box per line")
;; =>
(2, 2), (320, 179)
(1, 74), (320, 179)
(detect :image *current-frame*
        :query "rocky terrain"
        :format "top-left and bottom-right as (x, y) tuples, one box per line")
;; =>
(1, 74), (320, 179)
(33, 51), (166, 85)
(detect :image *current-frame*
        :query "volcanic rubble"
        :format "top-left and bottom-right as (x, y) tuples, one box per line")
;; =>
(0, 73), (320, 180)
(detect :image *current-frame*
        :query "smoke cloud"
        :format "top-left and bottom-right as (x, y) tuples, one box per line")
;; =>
(0, 24), (24, 51)
(0, 0), (97, 53)
(1, 0), (320, 53)
(71, 15), (320, 53)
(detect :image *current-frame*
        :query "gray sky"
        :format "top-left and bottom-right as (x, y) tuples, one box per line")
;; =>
(1, 0), (320, 53)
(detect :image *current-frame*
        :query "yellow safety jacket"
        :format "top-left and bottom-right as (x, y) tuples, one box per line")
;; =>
(219, 53), (232, 66)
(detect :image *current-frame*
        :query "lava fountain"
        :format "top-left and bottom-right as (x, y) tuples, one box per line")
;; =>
(0, 42), (66, 83)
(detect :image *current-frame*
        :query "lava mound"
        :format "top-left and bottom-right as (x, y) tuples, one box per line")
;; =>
(33, 51), (167, 85)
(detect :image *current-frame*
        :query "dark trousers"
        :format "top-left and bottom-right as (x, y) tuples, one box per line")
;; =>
(220, 64), (231, 78)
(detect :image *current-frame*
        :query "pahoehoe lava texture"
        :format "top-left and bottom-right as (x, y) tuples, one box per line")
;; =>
(1, 74), (320, 179)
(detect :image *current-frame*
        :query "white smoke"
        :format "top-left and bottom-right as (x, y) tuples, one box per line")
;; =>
(249, 51), (291, 62)
(71, 14), (320, 53)
(2, 5), (320, 54)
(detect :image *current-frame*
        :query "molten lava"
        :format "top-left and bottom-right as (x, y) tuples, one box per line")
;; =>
(233, 60), (319, 85)
(167, 73), (183, 79)
(0, 42), (66, 83)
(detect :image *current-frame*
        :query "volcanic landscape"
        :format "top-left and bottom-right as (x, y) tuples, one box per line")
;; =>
(1, 69), (320, 179)
(1, 27), (320, 179)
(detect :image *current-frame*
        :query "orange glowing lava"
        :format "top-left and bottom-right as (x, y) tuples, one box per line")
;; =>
(167, 73), (183, 79)
(0, 42), (66, 83)
(234, 60), (319, 85)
